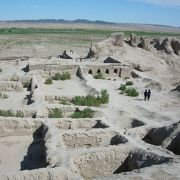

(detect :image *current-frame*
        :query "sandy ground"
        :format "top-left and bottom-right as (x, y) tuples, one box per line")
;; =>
(43, 76), (90, 97)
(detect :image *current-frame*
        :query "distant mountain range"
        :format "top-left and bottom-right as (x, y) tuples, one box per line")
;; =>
(3, 19), (117, 25)
(1, 19), (179, 31)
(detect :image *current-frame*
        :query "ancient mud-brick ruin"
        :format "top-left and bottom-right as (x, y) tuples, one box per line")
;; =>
(28, 62), (132, 79)
(0, 32), (180, 179)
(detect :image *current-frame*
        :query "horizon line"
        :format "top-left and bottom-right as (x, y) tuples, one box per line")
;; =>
(0, 18), (179, 28)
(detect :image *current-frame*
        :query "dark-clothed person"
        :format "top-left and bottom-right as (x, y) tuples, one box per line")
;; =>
(147, 89), (151, 100)
(144, 90), (148, 101)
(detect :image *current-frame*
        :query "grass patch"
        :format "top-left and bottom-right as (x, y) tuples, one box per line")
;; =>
(0, 28), (112, 36)
(52, 72), (71, 81)
(71, 108), (95, 118)
(100, 89), (109, 104)
(0, 93), (8, 99)
(59, 98), (70, 105)
(125, 88), (139, 97)
(125, 81), (133, 86)
(119, 82), (139, 97)
(94, 73), (105, 79)
(0, 110), (24, 117)
(0, 28), (180, 37)
(71, 89), (109, 107)
(0, 110), (15, 117)
(49, 108), (62, 118)
(45, 78), (53, 85)
(16, 111), (25, 118)
(119, 84), (127, 91)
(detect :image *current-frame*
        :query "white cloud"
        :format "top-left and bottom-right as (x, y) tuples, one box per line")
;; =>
(132, 0), (180, 6)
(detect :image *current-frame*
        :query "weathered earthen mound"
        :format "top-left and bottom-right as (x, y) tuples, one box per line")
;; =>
(89, 32), (180, 59)
(171, 38), (180, 55)
(138, 37), (152, 51)
(107, 32), (124, 47)
(128, 33), (180, 56)
(127, 33), (153, 51)
(151, 38), (162, 50)
(161, 37), (174, 55)
(128, 33), (140, 47)
(160, 37), (180, 55)
(91, 32), (125, 57)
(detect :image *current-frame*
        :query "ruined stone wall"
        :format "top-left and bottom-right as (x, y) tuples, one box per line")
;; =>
(29, 63), (132, 78)
(84, 65), (120, 77)
(120, 67), (132, 79)
(84, 64), (132, 78)
(0, 118), (42, 137)
(0, 81), (24, 92)
(29, 63), (79, 76)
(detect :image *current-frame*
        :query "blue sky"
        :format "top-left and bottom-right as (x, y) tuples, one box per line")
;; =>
(0, 0), (180, 26)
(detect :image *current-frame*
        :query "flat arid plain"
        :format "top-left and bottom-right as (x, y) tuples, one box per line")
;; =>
(0, 22), (180, 180)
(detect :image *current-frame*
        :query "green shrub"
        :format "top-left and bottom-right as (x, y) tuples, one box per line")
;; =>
(71, 108), (94, 118)
(119, 84), (126, 91)
(0, 68), (2, 73)
(94, 73), (105, 79)
(59, 99), (70, 105)
(100, 89), (109, 104)
(61, 72), (71, 80)
(0, 110), (14, 117)
(119, 83), (139, 97)
(125, 88), (139, 97)
(52, 73), (61, 80)
(0, 110), (24, 117)
(49, 108), (62, 118)
(71, 95), (99, 106)
(52, 72), (71, 81)
(126, 81), (133, 86)
(16, 111), (24, 118)
(45, 78), (53, 85)
(71, 89), (109, 107)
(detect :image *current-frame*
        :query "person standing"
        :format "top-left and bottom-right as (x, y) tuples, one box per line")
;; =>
(147, 89), (151, 100)
(144, 90), (148, 101)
